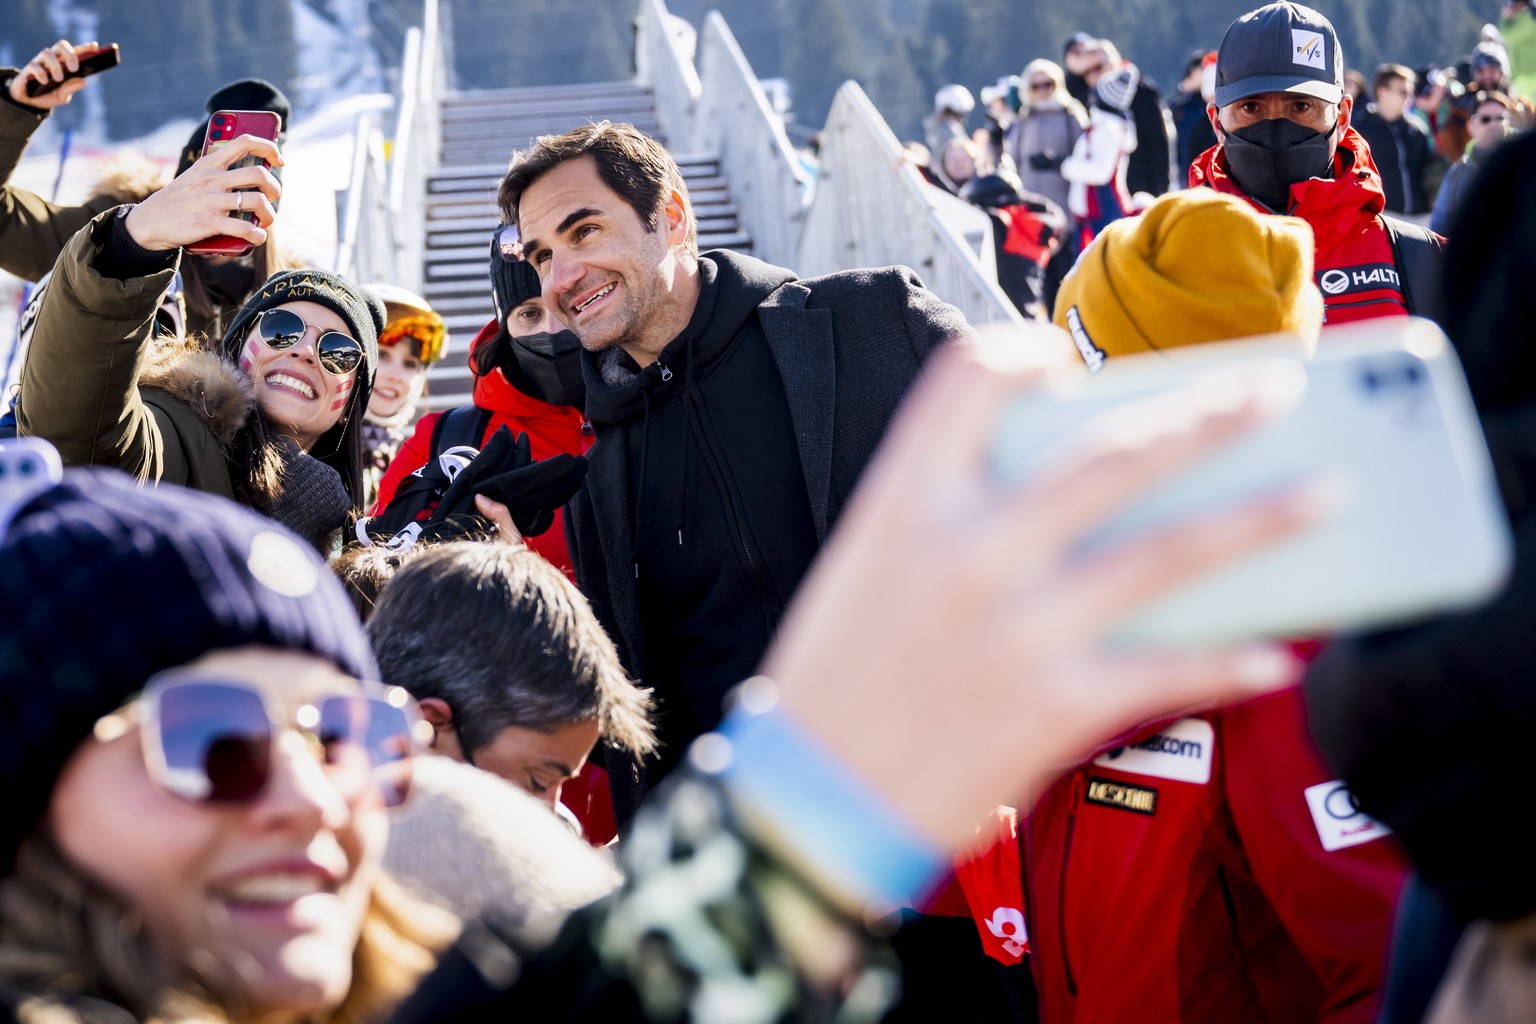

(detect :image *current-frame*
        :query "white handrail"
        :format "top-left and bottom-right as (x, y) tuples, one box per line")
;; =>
(797, 82), (1023, 327)
(634, 0), (700, 149)
(335, 112), (373, 281)
(692, 12), (808, 268)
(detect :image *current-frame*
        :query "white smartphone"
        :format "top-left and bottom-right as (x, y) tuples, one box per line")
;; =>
(0, 437), (63, 537)
(989, 318), (1513, 648)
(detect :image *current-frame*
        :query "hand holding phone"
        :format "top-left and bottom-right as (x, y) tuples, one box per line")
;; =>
(11, 41), (118, 109)
(123, 130), (282, 254)
(185, 110), (283, 258)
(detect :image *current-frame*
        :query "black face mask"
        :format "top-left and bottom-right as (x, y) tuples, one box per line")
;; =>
(1222, 117), (1337, 211)
(497, 329), (587, 409)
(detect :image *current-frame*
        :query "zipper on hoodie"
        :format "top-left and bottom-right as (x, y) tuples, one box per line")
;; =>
(682, 388), (786, 632)
(1059, 769), (1084, 996)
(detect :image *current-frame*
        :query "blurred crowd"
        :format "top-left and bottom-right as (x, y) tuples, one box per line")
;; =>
(908, 0), (1534, 322)
(3, 2), (1536, 1023)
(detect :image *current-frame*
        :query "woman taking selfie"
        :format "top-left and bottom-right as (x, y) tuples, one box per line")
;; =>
(13, 133), (384, 549)
(0, 468), (449, 1024)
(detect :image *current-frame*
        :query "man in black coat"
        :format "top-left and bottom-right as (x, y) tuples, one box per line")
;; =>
(1304, 127), (1536, 1022)
(1352, 63), (1438, 215)
(500, 122), (973, 822)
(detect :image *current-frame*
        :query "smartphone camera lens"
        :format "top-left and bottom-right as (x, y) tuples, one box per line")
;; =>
(213, 115), (227, 126)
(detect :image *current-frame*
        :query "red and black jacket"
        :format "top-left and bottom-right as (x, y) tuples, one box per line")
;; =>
(1191, 128), (1444, 326)
(1017, 687), (1407, 1024)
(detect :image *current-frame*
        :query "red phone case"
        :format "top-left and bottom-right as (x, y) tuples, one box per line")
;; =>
(186, 109), (282, 258)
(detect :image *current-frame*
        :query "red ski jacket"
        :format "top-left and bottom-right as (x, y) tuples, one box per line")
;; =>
(1191, 128), (1412, 326)
(374, 318), (588, 577)
(1022, 686), (1407, 1024)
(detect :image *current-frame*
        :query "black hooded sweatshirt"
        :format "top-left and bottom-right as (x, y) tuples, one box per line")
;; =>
(582, 251), (820, 782)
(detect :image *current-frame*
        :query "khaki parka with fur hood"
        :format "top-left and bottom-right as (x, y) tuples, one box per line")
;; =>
(0, 69), (164, 282)
(17, 210), (253, 500)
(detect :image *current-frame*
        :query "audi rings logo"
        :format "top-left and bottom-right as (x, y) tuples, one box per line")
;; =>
(1320, 269), (1351, 295)
(1322, 783), (1364, 820)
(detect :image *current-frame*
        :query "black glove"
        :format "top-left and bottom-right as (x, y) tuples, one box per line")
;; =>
(359, 427), (587, 549)
(1028, 152), (1065, 172)
(433, 426), (588, 538)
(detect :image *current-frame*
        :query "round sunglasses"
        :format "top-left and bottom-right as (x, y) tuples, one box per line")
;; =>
(121, 674), (425, 808)
(256, 308), (365, 377)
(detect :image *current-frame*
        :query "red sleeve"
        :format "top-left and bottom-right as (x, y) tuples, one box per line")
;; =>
(560, 762), (617, 847)
(372, 412), (440, 515)
(1222, 687), (1408, 1024)
(948, 806), (1028, 965)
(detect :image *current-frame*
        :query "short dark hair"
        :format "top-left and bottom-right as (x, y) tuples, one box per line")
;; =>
(331, 542), (422, 622)
(366, 542), (656, 757)
(1372, 63), (1416, 97)
(497, 121), (697, 256)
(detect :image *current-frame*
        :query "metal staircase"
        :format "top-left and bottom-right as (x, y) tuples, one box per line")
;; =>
(420, 81), (752, 411)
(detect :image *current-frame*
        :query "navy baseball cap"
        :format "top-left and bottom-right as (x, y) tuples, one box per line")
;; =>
(1214, 2), (1344, 107)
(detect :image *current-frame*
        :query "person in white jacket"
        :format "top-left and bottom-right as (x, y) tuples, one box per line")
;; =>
(1062, 64), (1140, 249)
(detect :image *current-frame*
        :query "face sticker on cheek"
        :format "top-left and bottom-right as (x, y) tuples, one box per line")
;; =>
(239, 335), (264, 375)
(330, 375), (355, 413)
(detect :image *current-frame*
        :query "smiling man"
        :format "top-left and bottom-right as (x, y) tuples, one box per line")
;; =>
(1190, 1), (1446, 326)
(499, 123), (972, 821)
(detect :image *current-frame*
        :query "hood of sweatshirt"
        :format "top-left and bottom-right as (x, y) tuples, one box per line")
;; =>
(582, 250), (798, 426)
(1191, 126), (1387, 252)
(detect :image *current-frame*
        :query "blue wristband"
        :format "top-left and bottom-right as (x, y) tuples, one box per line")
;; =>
(711, 680), (945, 909)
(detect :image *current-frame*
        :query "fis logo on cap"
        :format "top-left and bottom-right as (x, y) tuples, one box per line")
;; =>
(1293, 30), (1326, 70)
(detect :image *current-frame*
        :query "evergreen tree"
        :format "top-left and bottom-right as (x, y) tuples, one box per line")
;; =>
(780, 0), (866, 130)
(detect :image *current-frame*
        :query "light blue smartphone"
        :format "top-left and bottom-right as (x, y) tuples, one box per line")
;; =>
(0, 437), (63, 536)
(990, 318), (1514, 648)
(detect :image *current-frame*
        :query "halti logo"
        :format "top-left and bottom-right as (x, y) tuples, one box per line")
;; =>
(1293, 30), (1326, 69)
(1320, 269), (1350, 294)
(1317, 264), (1402, 297)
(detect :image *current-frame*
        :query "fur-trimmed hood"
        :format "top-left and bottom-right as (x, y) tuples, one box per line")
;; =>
(138, 337), (254, 444)
(87, 153), (169, 206)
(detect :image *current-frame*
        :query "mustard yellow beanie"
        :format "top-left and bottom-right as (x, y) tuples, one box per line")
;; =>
(1053, 189), (1322, 370)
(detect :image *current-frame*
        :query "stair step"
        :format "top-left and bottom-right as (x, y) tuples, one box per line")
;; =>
(440, 138), (670, 162)
(441, 97), (656, 121)
(430, 155), (722, 183)
(444, 81), (649, 104)
(442, 120), (664, 145)
(427, 290), (496, 309)
(441, 316), (493, 337)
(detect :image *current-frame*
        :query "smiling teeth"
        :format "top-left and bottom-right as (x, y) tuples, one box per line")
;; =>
(216, 875), (329, 904)
(267, 373), (316, 399)
(575, 284), (615, 312)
